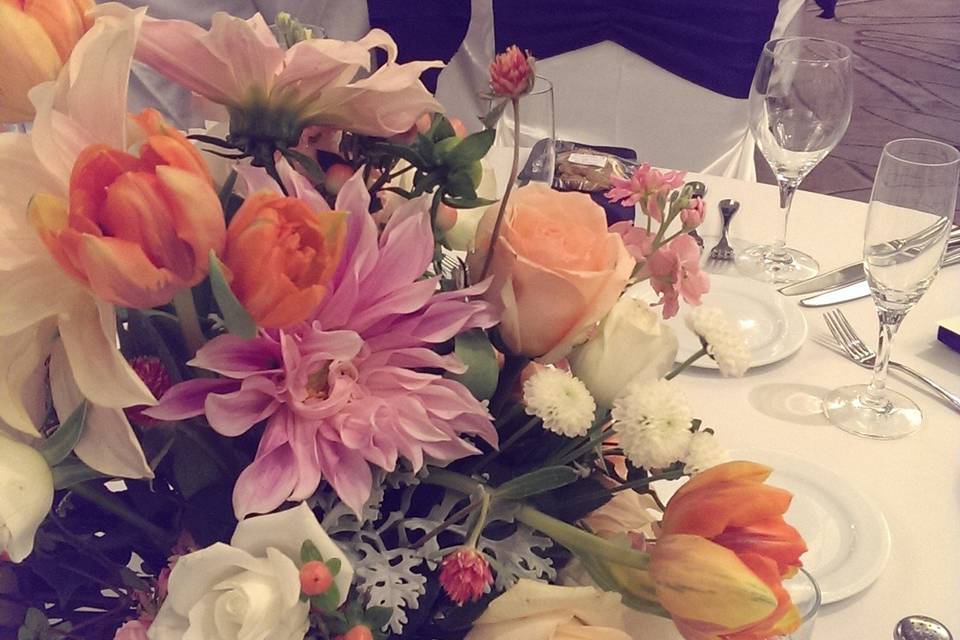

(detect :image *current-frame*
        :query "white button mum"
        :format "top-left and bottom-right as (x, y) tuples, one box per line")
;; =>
(682, 430), (730, 475)
(611, 380), (692, 469)
(684, 307), (751, 377)
(523, 367), (596, 438)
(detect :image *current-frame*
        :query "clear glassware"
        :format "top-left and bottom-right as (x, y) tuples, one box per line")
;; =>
(737, 37), (854, 284)
(824, 138), (960, 439)
(490, 76), (556, 187)
(776, 569), (821, 640)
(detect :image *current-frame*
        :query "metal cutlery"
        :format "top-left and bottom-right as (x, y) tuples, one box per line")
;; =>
(800, 244), (960, 307)
(783, 226), (960, 297)
(822, 309), (960, 412)
(707, 199), (740, 261)
(895, 615), (953, 640)
(686, 181), (706, 250)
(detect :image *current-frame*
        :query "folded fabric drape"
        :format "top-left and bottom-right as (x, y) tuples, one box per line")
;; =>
(493, 0), (779, 99)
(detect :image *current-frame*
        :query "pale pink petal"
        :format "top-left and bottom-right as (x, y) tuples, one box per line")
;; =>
(232, 443), (298, 518)
(317, 438), (372, 517)
(205, 378), (280, 436)
(144, 378), (239, 421)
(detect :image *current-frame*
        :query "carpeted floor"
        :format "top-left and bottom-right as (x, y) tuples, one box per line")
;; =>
(757, 0), (960, 215)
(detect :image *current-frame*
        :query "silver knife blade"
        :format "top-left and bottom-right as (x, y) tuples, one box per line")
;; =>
(778, 262), (865, 296)
(782, 233), (960, 297)
(799, 281), (870, 307)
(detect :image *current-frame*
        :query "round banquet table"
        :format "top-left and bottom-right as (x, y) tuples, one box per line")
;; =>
(483, 154), (960, 637)
(635, 173), (960, 639)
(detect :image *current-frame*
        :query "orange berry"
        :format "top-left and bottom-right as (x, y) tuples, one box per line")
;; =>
(436, 204), (458, 232)
(299, 560), (334, 596)
(342, 625), (374, 640)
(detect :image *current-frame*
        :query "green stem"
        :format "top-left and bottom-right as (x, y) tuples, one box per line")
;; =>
(479, 96), (521, 281)
(172, 289), (205, 356)
(412, 496), (484, 549)
(473, 415), (540, 473)
(515, 505), (650, 570)
(610, 468), (686, 493)
(549, 420), (613, 466)
(70, 483), (171, 547)
(665, 346), (708, 380)
(465, 490), (491, 548)
(423, 467), (480, 495)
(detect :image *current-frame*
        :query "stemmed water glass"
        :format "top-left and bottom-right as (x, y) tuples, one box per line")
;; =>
(737, 37), (854, 284)
(490, 76), (556, 186)
(824, 138), (960, 438)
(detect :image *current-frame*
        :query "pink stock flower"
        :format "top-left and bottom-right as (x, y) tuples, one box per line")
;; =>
(99, 6), (442, 143)
(647, 235), (710, 319)
(489, 45), (535, 98)
(610, 221), (656, 265)
(606, 164), (686, 221)
(680, 196), (705, 229)
(147, 173), (498, 517)
(439, 547), (494, 606)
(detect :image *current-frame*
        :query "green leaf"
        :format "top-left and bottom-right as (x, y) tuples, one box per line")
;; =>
(494, 465), (580, 500)
(282, 148), (325, 186)
(427, 114), (456, 142)
(171, 432), (223, 498)
(444, 128), (495, 169)
(415, 133), (435, 164)
(218, 169), (239, 211)
(18, 608), (54, 640)
(364, 606), (393, 631)
(119, 567), (149, 592)
(208, 250), (257, 339)
(324, 556), (341, 576)
(301, 539), (323, 564)
(369, 142), (426, 168)
(481, 99), (509, 130)
(442, 195), (498, 210)
(447, 329), (498, 401)
(39, 401), (87, 466)
(51, 456), (103, 490)
(443, 170), (478, 200)
(310, 583), (340, 612)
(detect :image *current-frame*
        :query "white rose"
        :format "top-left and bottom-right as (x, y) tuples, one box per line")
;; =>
(0, 434), (53, 563)
(569, 297), (678, 408)
(466, 579), (631, 640)
(149, 503), (353, 640)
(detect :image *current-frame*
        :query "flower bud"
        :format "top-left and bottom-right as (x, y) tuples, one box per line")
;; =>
(439, 547), (494, 606)
(489, 45), (536, 98)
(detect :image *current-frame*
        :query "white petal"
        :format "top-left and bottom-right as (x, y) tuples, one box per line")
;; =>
(230, 502), (354, 605)
(0, 258), (84, 336)
(0, 433), (53, 562)
(0, 321), (55, 437)
(165, 543), (255, 616)
(59, 298), (156, 409)
(49, 342), (152, 479)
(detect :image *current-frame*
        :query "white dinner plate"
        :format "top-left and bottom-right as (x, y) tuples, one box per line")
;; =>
(632, 274), (808, 369)
(732, 448), (892, 604)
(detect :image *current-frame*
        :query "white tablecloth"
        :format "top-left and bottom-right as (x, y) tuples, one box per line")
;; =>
(675, 174), (960, 639)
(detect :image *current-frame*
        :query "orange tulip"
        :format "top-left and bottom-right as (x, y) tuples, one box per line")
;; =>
(224, 192), (346, 328)
(650, 461), (807, 640)
(29, 108), (226, 308)
(0, 0), (94, 123)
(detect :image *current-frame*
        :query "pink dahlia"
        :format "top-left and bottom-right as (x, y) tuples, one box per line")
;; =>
(439, 547), (494, 606)
(147, 173), (499, 517)
(605, 163), (686, 221)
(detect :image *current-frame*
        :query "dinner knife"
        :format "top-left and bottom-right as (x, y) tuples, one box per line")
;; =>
(782, 227), (960, 297)
(800, 246), (960, 307)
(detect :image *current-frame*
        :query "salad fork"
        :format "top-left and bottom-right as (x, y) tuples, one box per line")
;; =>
(707, 199), (740, 261)
(823, 309), (960, 412)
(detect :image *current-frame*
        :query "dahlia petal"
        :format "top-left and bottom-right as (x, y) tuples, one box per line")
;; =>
(232, 443), (298, 519)
(317, 439), (372, 517)
(205, 378), (279, 436)
(144, 378), (239, 421)
(190, 334), (283, 378)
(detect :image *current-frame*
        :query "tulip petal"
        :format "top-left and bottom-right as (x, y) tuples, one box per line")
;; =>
(0, 434), (54, 562)
(661, 481), (795, 541)
(675, 461), (772, 500)
(0, 4), (60, 123)
(59, 297), (156, 408)
(21, 0), (93, 62)
(0, 321), (56, 437)
(651, 534), (778, 630)
(155, 165), (225, 283)
(49, 341), (152, 479)
(230, 502), (354, 605)
(69, 233), (182, 308)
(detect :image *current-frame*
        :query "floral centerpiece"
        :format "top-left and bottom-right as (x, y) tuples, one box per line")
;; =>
(0, 5), (805, 640)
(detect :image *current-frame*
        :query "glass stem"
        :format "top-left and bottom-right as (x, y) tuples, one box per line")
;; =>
(770, 175), (801, 261)
(863, 308), (906, 409)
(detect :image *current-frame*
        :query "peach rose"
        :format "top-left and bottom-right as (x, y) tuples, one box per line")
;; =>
(224, 192), (346, 328)
(468, 184), (635, 363)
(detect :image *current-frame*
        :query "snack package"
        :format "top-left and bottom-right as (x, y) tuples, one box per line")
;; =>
(553, 141), (639, 224)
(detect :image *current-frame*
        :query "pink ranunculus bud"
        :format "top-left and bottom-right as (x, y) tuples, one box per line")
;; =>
(124, 357), (173, 427)
(439, 547), (494, 606)
(489, 45), (536, 98)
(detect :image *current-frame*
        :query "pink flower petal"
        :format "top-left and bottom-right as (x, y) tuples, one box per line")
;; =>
(190, 333), (282, 377)
(232, 442), (298, 518)
(143, 378), (239, 421)
(204, 377), (279, 436)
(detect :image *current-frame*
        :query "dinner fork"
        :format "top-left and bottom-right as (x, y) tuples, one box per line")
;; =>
(707, 198), (740, 261)
(823, 309), (960, 412)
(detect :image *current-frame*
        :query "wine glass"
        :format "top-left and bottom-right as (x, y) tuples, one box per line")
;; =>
(490, 76), (556, 186)
(737, 37), (854, 283)
(824, 138), (960, 438)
